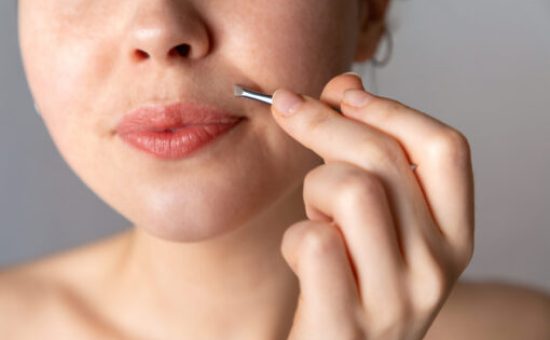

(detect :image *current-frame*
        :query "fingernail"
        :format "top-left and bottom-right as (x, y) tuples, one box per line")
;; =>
(343, 89), (372, 107)
(273, 89), (304, 117)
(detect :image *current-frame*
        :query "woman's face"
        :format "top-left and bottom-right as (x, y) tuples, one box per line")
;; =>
(18, 0), (371, 241)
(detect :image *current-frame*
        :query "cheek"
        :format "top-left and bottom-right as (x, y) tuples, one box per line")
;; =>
(221, 0), (357, 96)
(20, 4), (119, 163)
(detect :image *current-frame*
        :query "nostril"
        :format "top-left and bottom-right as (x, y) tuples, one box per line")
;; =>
(170, 44), (191, 58)
(133, 49), (149, 61)
(131, 44), (191, 62)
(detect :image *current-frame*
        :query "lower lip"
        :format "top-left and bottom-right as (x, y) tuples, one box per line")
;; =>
(118, 120), (244, 160)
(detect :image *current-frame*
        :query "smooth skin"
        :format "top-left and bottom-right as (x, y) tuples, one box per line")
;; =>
(2, 0), (550, 339)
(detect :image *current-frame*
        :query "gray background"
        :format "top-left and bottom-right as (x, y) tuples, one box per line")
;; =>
(1, 1), (549, 291)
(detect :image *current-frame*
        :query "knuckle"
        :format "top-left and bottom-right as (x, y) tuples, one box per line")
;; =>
(280, 220), (315, 263)
(305, 162), (386, 203)
(303, 164), (327, 186)
(299, 223), (343, 258)
(337, 170), (386, 206)
(303, 164), (336, 196)
(428, 128), (472, 164)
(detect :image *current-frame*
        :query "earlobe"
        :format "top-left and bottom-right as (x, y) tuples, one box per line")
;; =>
(353, 0), (390, 62)
(370, 27), (393, 67)
(353, 23), (385, 62)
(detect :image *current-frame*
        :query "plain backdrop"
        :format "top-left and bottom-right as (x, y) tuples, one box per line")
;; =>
(1, 1), (549, 291)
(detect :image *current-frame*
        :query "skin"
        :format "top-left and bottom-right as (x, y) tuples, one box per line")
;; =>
(1, 0), (549, 339)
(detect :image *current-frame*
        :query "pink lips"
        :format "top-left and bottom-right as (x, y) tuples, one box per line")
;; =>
(116, 102), (244, 160)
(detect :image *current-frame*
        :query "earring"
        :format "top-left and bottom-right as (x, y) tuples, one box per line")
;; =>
(371, 28), (393, 68)
(33, 102), (41, 116)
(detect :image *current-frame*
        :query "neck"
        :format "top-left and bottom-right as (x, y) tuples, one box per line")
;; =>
(114, 183), (305, 339)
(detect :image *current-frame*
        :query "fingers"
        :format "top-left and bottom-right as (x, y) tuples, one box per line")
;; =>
(318, 72), (365, 109)
(275, 72), (474, 339)
(302, 161), (409, 325)
(270, 85), (438, 270)
(339, 86), (474, 263)
(272, 71), (474, 267)
(281, 219), (363, 338)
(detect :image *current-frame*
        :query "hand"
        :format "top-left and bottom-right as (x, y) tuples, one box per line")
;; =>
(271, 72), (474, 340)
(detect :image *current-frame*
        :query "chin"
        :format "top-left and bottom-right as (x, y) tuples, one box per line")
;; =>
(136, 207), (243, 243)
(126, 179), (282, 243)
(133, 203), (241, 244)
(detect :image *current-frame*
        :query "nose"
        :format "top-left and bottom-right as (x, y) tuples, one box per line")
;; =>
(127, 3), (210, 65)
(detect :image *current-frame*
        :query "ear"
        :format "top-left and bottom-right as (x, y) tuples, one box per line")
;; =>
(354, 0), (391, 62)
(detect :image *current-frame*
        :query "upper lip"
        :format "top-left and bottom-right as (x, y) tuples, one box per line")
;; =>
(116, 102), (244, 134)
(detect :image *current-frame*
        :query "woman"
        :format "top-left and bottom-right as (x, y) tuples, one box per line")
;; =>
(1, 0), (549, 339)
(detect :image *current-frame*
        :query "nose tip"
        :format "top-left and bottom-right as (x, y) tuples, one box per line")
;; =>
(128, 6), (209, 65)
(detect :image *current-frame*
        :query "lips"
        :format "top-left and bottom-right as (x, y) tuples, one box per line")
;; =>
(116, 102), (244, 160)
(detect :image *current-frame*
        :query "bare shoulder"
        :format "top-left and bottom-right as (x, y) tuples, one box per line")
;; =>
(0, 232), (129, 339)
(0, 259), (67, 338)
(426, 280), (550, 340)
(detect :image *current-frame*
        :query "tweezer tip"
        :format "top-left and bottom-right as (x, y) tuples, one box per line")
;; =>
(233, 84), (245, 97)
